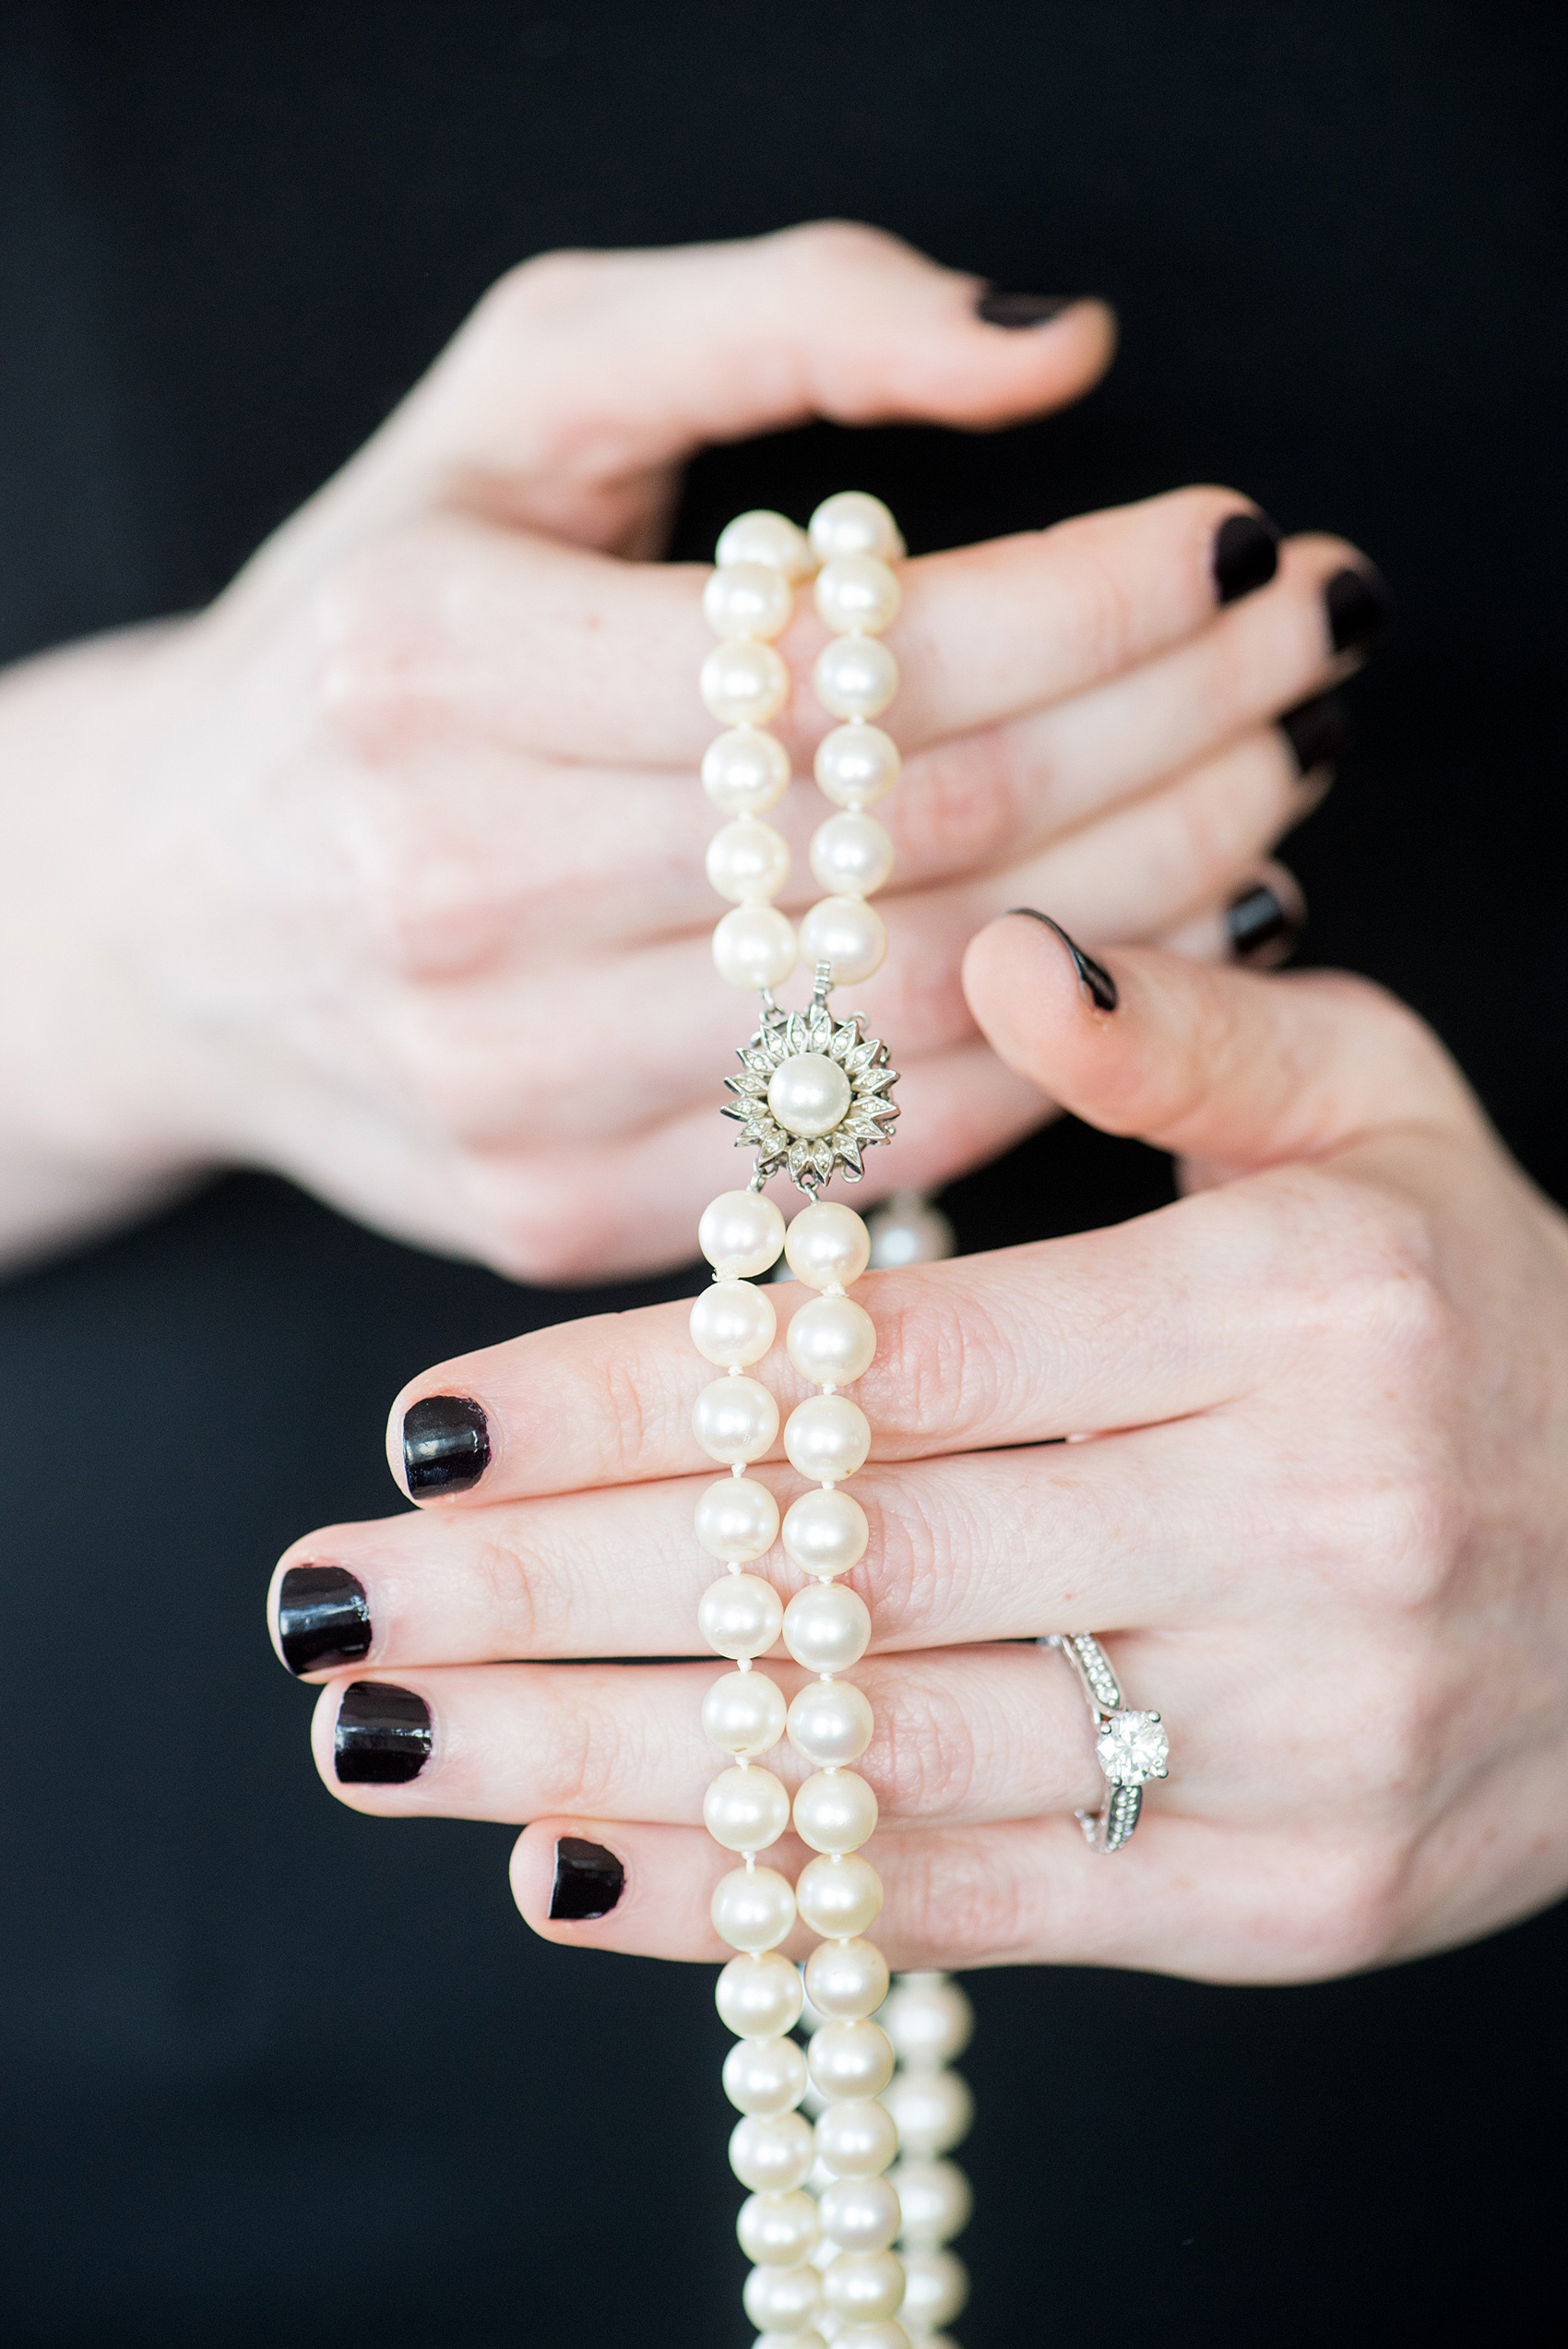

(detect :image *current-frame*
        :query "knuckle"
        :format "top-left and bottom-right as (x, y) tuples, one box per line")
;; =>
(309, 533), (450, 755)
(866, 1286), (1009, 1451)
(871, 1678), (981, 1821)
(887, 1829), (1040, 1965)
(1282, 1839), (1410, 1977)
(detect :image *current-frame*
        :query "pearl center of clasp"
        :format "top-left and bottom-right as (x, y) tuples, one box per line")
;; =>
(766, 1052), (852, 1138)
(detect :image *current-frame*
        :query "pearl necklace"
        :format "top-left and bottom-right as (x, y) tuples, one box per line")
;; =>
(689, 495), (972, 2348)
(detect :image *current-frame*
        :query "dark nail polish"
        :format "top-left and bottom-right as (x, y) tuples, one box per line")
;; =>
(1277, 688), (1350, 778)
(550, 1836), (625, 1920)
(1212, 512), (1280, 606)
(277, 1564), (371, 1676)
(333, 1681), (432, 1783)
(402, 1394), (490, 1496)
(1324, 566), (1394, 654)
(975, 291), (1077, 329)
(1008, 909), (1119, 1011)
(1227, 880), (1305, 968)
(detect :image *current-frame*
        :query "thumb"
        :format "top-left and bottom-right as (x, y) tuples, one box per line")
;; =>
(962, 910), (1486, 1177)
(329, 221), (1115, 550)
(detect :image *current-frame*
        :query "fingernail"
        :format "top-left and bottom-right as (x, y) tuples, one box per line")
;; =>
(1227, 879), (1305, 968)
(1212, 511), (1280, 606)
(333, 1682), (432, 1783)
(402, 1394), (490, 1496)
(975, 290), (1078, 329)
(1324, 566), (1394, 654)
(277, 1564), (371, 1676)
(1008, 908), (1119, 1010)
(550, 1836), (625, 1920)
(1277, 688), (1350, 778)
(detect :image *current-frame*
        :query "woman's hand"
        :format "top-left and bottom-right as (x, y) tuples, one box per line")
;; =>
(0, 223), (1377, 1277)
(273, 914), (1568, 1981)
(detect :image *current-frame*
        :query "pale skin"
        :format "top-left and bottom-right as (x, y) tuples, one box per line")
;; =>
(276, 916), (1568, 1985)
(0, 222), (1363, 1278)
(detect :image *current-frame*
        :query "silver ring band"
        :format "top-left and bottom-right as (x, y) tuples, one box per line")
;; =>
(1041, 1632), (1170, 1854)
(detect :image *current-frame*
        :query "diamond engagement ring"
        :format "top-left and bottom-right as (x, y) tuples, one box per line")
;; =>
(1041, 1632), (1170, 1853)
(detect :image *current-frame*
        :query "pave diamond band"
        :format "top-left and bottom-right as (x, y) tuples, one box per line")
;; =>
(1041, 1632), (1170, 1854)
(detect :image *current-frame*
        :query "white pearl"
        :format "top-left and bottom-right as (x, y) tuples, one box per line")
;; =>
(742, 2260), (826, 2335)
(879, 2068), (974, 2158)
(814, 637), (897, 721)
(809, 491), (905, 565)
(814, 723), (900, 810)
(799, 896), (887, 987)
(712, 1861), (796, 1951)
(865, 1192), (955, 1269)
(699, 1573), (783, 1661)
(704, 559), (793, 642)
(718, 1950), (804, 2039)
(886, 2159), (972, 2248)
(695, 1473), (779, 1564)
(899, 2248), (968, 2331)
(814, 2095), (898, 2178)
(740, 2188), (822, 2267)
(717, 508), (816, 581)
(767, 1052), (853, 1139)
(782, 1486), (868, 1578)
(784, 1395), (871, 1483)
(700, 1188), (786, 1279)
(809, 812), (895, 899)
(804, 1936), (889, 2021)
(786, 1200), (872, 1289)
(691, 1279), (778, 1370)
(702, 725), (792, 817)
(821, 2249), (906, 2323)
(783, 1581), (871, 1673)
(881, 1975), (974, 2068)
(694, 1375), (779, 1466)
(807, 2020), (895, 2101)
(814, 554), (901, 637)
(793, 1769), (878, 1855)
(788, 1676), (873, 1766)
(706, 1763), (791, 1852)
(829, 2321), (911, 2349)
(796, 1851), (883, 1939)
(724, 2033), (809, 2116)
(818, 2174), (901, 2255)
(707, 817), (790, 905)
(754, 2335), (828, 2349)
(787, 1294), (876, 1386)
(702, 639), (790, 727)
(713, 903), (797, 990)
(731, 2111), (817, 2194)
(705, 1668), (788, 1759)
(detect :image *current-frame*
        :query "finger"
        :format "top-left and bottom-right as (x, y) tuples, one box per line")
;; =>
(311, 486), (1301, 771)
(307, 1646), (1099, 1829)
(962, 910), (1484, 1175)
(506, 1808), (1380, 1984)
(274, 1416), (1277, 1677)
(345, 222), (1116, 546)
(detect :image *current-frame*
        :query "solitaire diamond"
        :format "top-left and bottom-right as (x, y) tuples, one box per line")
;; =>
(1096, 1710), (1170, 1787)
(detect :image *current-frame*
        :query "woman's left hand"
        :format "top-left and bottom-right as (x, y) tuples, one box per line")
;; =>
(271, 913), (1568, 1980)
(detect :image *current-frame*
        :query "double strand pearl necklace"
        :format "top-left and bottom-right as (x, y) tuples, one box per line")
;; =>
(687, 495), (971, 2349)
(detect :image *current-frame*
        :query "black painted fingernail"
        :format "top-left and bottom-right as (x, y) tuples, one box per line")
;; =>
(402, 1394), (490, 1496)
(1277, 688), (1351, 778)
(1212, 511), (1280, 605)
(550, 1836), (625, 1920)
(333, 1682), (432, 1783)
(1227, 880), (1305, 968)
(277, 1564), (371, 1675)
(975, 291), (1078, 328)
(1008, 908), (1119, 1010)
(1324, 566), (1394, 654)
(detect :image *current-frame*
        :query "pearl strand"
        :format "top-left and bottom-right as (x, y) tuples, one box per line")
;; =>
(884, 1974), (975, 2342)
(695, 494), (921, 2349)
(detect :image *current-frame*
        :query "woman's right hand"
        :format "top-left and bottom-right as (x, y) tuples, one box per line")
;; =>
(0, 222), (1383, 1278)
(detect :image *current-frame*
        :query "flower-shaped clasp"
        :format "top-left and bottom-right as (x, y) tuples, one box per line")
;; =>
(722, 988), (899, 1194)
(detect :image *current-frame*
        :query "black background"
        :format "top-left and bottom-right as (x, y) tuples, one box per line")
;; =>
(0, 4), (1564, 2342)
